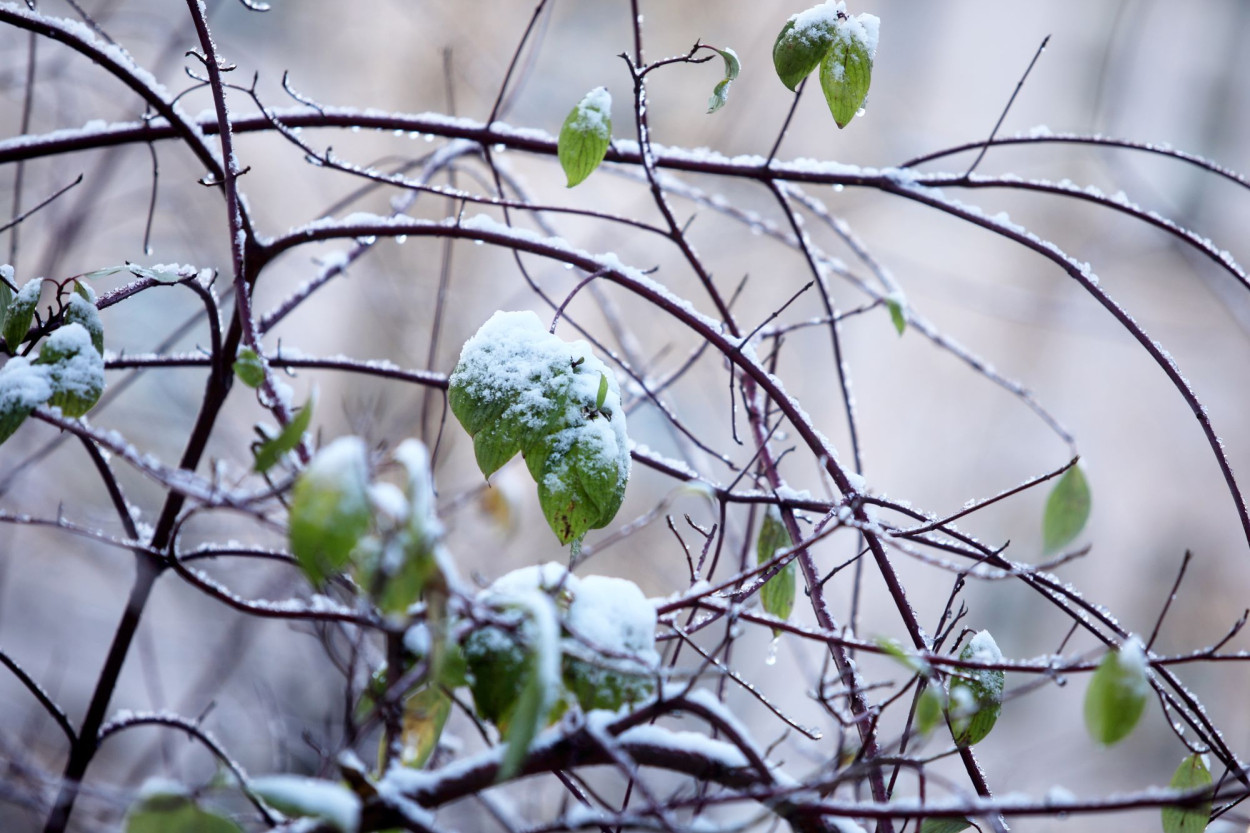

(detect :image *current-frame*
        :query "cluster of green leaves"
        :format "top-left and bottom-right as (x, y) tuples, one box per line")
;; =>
(0, 275), (106, 445)
(772, 2), (879, 128)
(448, 311), (630, 548)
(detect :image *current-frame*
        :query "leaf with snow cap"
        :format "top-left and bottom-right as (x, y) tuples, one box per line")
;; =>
(288, 436), (372, 585)
(819, 12), (877, 128)
(63, 294), (104, 354)
(1084, 637), (1149, 745)
(557, 87), (612, 187)
(124, 783), (243, 833)
(948, 630), (1005, 747)
(563, 574), (658, 711)
(757, 506), (796, 636)
(35, 323), (104, 418)
(0, 356), (51, 444)
(233, 347), (265, 388)
(772, 7), (836, 91)
(450, 311), (630, 546)
(252, 775), (361, 833)
(1162, 753), (1213, 833)
(253, 393), (314, 473)
(1043, 463), (1090, 552)
(707, 47), (740, 113)
(3, 279), (41, 352)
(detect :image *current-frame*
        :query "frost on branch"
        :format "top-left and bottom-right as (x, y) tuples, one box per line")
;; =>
(449, 311), (630, 547)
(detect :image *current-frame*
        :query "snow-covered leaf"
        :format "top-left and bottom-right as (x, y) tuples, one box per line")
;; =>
(562, 574), (657, 711)
(707, 47), (740, 113)
(1162, 753), (1213, 833)
(1043, 464), (1090, 553)
(0, 356), (51, 444)
(450, 312), (629, 547)
(253, 393), (314, 473)
(757, 507), (795, 635)
(252, 775), (361, 833)
(233, 348), (265, 389)
(396, 685), (452, 770)
(63, 295), (104, 354)
(819, 11), (878, 128)
(948, 630), (1005, 747)
(557, 88), (612, 188)
(35, 323), (104, 418)
(772, 10), (835, 91)
(3, 279), (41, 352)
(288, 436), (372, 585)
(1084, 637), (1149, 745)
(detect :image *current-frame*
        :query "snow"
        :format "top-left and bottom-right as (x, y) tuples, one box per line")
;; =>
(12, 277), (40, 308)
(1119, 634), (1150, 693)
(38, 323), (104, 404)
(304, 436), (370, 505)
(566, 574), (658, 671)
(368, 482), (408, 527)
(570, 87), (611, 137)
(252, 775), (361, 833)
(0, 356), (52, 415)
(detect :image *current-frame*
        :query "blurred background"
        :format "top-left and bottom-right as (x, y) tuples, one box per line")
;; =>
(0, 0), (1248, 830)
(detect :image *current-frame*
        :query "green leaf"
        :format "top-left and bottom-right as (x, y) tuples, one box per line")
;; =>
(915, 685), (944, 738)
(886, 292), (907, 336)
(596, 372), (608, 411)
(1084, 639), (1149, 745)
(288, 435), (372, 585)
(876, 636), (930, 678)
(82, 263), (191, 283)
(254, 394), (315, 473)
(772, 16), (835, 92)
(251, 775), (361, 833)
(0, 268), (13, 336)
(757, 507), (795, 636)
(35, 323), (104, 418)
(3, 279), (41, 352)
(124, 787), (243, 833)
(233, 348), (265, 388)
(918, 819), (973, 833)
(393, 685), (452, 770)
(0, 356), (50, 444)
(558, 88), (612, 188)
(1162, 754), (1213, 833)
(948, 631), (1005, 747)
(819, 21), (873, 128)
(1043, 464), (1090, 553)
(63, 294), (104, 354)
(706, 47), (740, 113)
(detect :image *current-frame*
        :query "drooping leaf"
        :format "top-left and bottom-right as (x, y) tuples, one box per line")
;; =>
(499, 593), (560, 781)
(251, 775), (361, 833)
(253, 393), (315, 473)
(1162, 754), (1213, 833)
(886, 291), (907, 336)
(915, 685), (944, 738)
(392, 685), (453, 770)
(288, 435), (372, 585)
(706, 47), (741, 113)
(124, 785), (243, 833)
(557, 88), (612, 188)
(3, 279), (41, 352)
(0, 356), (50, 444)
(1043, 464), (1091, 553)
(757, 507), (795, 636)
(0, 266), (13, 336)
(62, 294), (104, 354)
(948, 631), (1005, 747)
(819, 17), (875, 128)
(528, 408), (629, 546)
(917, 819), (973, 833)
(596, 372), (609, 410)
(34, 323), (104, 418)
(1084, 638), (1150, 745)
(772, 14), (835, 91)
(233, 347), (265, 388)
(876, 636), (930, 678)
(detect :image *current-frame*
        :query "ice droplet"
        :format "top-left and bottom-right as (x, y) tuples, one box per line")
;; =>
(765, 636), (780, 666)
